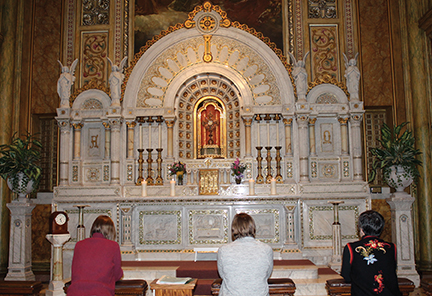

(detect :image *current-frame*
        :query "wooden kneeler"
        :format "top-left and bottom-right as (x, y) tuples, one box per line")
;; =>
(64, 279), (148, 296)
(0, 281), (43, 296)
(326, 278), (415, 296)
(211, 278), (296, 296)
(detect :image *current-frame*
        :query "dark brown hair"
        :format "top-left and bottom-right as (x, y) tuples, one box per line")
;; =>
(91, 215), (116, 241)
(231, 213), (256, 240)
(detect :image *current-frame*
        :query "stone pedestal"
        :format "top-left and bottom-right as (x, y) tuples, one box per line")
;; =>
(328, 201), (344, 272)
(45, 234), (71, 296)
(5, 200), (36, 281)
(386, 192), (420, 286)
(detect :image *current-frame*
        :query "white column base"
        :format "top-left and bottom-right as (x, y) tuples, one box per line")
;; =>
(45, 280), (66, 296)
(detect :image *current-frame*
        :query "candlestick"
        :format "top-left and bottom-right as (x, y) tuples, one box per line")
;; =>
(158, 124), (162, 148)
(249, 179), (255, 195)
(170, 179), (176, 196)
(270, 178), (276, 195)
(141, 180), (147, 197)
(139, 124), (143, 149)
(148, 124), (152, 148)
(267, 122), (270, 147)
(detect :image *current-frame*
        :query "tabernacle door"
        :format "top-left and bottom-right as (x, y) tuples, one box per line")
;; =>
(199, 169), (219, 195)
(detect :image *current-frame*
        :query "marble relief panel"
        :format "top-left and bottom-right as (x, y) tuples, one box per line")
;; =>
(139, 211), (181, 245)
(320, 123), (334, 154)
(236, 209), (280, 244)
(87, 127), (102, 158)
(65, 208), (113, 242)
(188, 209), (228, 245)
(303, 201), (361, 248)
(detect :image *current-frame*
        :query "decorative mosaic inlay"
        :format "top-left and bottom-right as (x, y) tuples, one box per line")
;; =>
(82, 0), (109, 26)
(310, 25), (339, 81)
(103, 165), (109, 181)
(344, 0), (355, 58)
(311, 161), (317, 178)
(189, 209), (228, 245)
(86, 168), (100, 182)
(127, 164), (133, 181)
(81, 32), (108, 86)
(72, 165), (78, 182)
(139, 210), (181, 245)
(286, 162), (293, 178)
(321, 164), (336, 178)
(308, 0), (337, 18)
(237, 209), (280, 244)
(316, 93), (338, 104)
(82, 98), (103, 109)
(66, 0), (75, 65)
(343, 161), (349, 177)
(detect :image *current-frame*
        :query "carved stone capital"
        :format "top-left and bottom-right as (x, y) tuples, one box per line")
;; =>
(283, 118), (293, 126)
(126, 121), (136, 128)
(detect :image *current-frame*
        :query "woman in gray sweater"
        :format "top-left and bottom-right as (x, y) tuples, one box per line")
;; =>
(217, 213), (274, 296)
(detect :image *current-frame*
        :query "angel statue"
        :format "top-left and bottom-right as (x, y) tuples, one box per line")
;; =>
(288, 51), (309, 101)
(107, 56), (128, 107)
(343, 52), (360, 101)
(57, 59), (78, 108)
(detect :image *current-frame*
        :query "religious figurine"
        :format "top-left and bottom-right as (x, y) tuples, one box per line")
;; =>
(57, 59), (78, 108)
(202, 110), (219, 146)
(288, 52), (309, 101)
(343, 52), (360, 101)
(107, 56), (128, 107)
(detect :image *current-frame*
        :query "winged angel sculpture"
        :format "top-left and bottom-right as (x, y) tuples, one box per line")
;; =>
(107, 56), (128, 107)
(288, 52), (309, 101)
(343, 52), (360, 100)
(57, 59), (78, 108)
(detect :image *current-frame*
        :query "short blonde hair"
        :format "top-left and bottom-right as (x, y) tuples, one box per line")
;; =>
(231, 213), (256, 240)
(91, 215), (116, 241)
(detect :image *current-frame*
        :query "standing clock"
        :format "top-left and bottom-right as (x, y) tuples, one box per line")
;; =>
(49, 211), (69, 234)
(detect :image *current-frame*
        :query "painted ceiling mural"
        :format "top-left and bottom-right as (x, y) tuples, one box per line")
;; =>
(134, 0), (283, 54)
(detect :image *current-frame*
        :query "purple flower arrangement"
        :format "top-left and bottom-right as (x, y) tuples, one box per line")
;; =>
(169, 161), (186, 176)
(231, 158), (246, 178)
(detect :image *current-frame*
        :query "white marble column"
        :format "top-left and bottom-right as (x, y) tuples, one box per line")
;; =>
(166, 119), (175, 159)
(5, 201), (36, 281)
(386, 192), (420, 286)
(57, 119), (71, 186)
(297, 115), (309, 182)
(308, 118), (317, 156)
(126, 121), (136, 159)
(45, 234), (71, 296)
(242, 117), (252, 157)
(72, 123), (82, 160)
(283, 118), (293, 156)
(103, 121), (111, 159)
(350, 114), (363, 180)
(338, 117), (349, 155)
(328, 201), (344, 272)
(109, 118), (121, 184)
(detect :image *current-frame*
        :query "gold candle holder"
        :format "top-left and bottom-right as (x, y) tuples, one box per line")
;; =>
(136, 149), (144, 185)
(155, 148), (163, 185)
(265, 146), (273, 183)
(256, 147), (265, 184)
(146, 148), (154, 185)
(275, 146), (283, 183)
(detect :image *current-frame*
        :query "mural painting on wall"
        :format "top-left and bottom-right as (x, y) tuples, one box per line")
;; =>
(134, 0), (283, 54)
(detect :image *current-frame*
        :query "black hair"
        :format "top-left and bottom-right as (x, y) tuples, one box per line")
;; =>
(358, 210), (385, 237)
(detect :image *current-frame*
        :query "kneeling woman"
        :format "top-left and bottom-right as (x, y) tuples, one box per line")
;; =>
(67, 215), (123, 296)
(217, 213), (274, 296)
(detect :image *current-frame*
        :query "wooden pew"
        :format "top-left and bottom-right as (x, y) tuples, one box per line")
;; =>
(0, 281), (43, 296)
(64, 279), (148, 296)
(211, 278), (296, 296)
(421, 277), (432, 296)
(326, 278), (415, 296)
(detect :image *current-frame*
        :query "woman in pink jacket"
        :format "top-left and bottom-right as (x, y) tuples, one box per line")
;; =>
(67, 215), (123, 296)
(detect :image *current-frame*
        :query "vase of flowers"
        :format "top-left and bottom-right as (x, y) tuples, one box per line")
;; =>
(169, 161), (186, 185)
(231, 158), (246, 184)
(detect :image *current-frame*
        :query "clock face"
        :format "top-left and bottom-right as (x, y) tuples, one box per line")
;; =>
(55, 213), (67, 225)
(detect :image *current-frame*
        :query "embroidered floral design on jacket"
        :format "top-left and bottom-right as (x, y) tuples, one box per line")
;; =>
(355, 239), (390, 261)
(373, 271), (385, 293)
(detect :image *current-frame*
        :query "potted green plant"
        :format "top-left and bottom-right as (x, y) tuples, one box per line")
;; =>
(0, 133), (42, 200)
(368, 122), (422, 191)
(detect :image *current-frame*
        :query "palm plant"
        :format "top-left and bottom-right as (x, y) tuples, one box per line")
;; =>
(369, 122), (422, 184)
(0, 133), (42, 195)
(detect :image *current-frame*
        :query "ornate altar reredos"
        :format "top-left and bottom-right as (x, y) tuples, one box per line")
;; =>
(55, 2), (368, 275)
